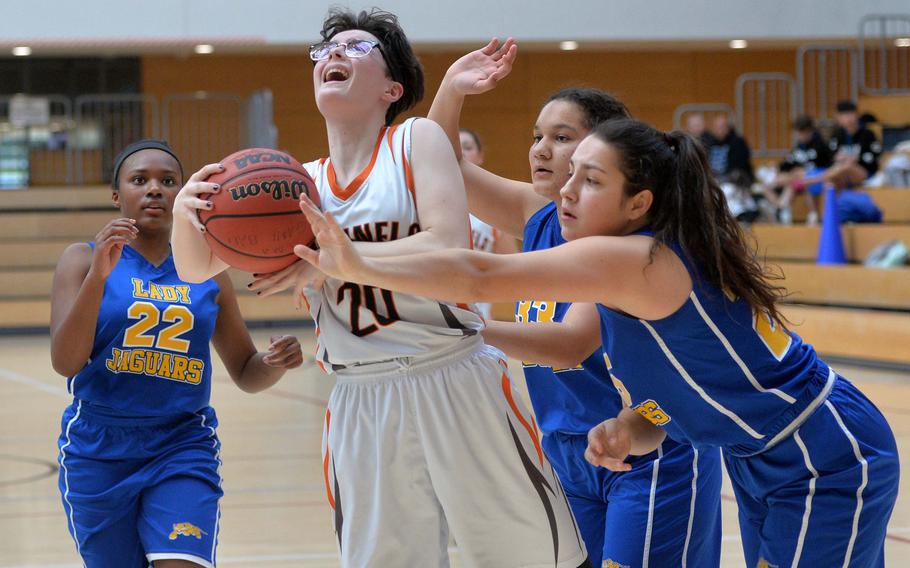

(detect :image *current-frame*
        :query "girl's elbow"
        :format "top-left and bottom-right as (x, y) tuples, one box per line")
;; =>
(175, 265), (206, 284)
(51, 356), (79, 378)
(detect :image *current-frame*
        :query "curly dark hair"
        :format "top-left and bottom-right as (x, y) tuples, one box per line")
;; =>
(591, 118), (788, 326)
(320, 7), (424, 126)
(544, 87), (631, 130)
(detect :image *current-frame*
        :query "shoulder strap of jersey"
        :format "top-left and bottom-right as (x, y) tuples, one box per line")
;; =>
(390, 117), (418, 205)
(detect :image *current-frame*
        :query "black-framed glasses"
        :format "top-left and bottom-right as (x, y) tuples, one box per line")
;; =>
(309, 40), (382, 62)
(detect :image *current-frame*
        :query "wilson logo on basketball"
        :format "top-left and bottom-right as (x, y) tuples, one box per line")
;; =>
(233, 151), (291, 169)
(228, 179), (309, 202)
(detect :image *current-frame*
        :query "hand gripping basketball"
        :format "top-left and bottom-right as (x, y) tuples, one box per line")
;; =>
(194, 149), (320, 273)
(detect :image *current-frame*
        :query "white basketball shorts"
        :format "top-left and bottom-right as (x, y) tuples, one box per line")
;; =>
(321, 336), (587, 568)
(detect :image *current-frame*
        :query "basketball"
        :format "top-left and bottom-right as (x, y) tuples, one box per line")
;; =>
(197, 148), (319, 273)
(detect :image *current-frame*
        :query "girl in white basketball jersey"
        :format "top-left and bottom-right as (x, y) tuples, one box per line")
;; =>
(171, 8), (589, 568)
(459, 128), (519, 320)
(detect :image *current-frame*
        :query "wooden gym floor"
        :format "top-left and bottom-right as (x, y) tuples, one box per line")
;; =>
(1, 327), (908, 567)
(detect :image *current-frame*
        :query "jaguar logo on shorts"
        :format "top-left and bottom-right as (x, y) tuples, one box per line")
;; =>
(603, 560), (630, 568)
(757, 558), (779, 568)
(169, 522), (207, 540)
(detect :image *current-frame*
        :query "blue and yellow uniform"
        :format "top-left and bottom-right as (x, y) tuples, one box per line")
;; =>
(596, 235), (899, 567)
(57, 244), (223, 568)
(520, 203), (722, 567)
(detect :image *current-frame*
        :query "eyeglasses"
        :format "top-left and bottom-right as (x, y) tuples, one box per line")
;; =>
(309, 40), (382, 62)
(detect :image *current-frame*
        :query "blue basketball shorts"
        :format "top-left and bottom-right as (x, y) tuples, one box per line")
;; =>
(724, 376), (899, 568)
(542, 431), (722, 568)
(57, 401), (223, 568)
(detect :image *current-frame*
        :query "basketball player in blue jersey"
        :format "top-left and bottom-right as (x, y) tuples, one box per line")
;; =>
(50, 140), (303, 568)
(428, 40), (722, 567)
(295, 117), (900, 568)
(172, 8), (589, 568)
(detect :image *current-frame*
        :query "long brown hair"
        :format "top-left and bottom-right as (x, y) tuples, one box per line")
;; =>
(591, 119), (787, 325)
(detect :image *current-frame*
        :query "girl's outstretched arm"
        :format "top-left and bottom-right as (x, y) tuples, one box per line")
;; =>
(293, 195), (690, 320)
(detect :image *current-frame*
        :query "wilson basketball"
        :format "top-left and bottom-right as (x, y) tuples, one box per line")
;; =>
(197, 148), (319, 273)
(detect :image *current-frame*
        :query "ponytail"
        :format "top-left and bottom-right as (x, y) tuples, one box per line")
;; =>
(592, 119), (787, 326)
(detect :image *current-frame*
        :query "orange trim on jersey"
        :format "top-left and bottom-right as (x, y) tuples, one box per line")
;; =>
(326, 127), (386, 201)
(323, 408), (335, 509)
(400, 127), (416, 204)
(301, 293), (311, 312)
(501, 372), (544, 467)
(385, 124), (400, 163)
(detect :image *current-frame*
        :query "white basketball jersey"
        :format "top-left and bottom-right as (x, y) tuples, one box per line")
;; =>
(469, 214), (497, 253)
(469, 215), (497, 320)
(302, 118), (484, 372)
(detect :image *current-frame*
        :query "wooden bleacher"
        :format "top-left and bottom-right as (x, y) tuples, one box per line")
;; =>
(788, 187), (910, 223)
(2, 185), (909, 366)
(0, 186), (309, 330)
(749, 193), (910, 365)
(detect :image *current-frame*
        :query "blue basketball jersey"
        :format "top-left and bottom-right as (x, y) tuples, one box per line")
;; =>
(519, 203), (622, 435)
(596, 239), (832, 456)
(69, 244), (221, 416)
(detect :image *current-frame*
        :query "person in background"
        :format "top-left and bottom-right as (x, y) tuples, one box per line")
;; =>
(459, 127), (519, 320)
(701, 113), (754, 184)
(684, 112), (706, 138)
(763, 114), (834, 223)
(794, 102), (884, 224)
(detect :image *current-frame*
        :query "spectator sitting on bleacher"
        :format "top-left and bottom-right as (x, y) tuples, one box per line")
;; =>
(791, 101), (884, 225)
(762, 114), (833, 223)
(684, 112), (706, 138)
(701, 113), (754, 184)
(798, 100), (882, 191)
(721, 169), (761, 224)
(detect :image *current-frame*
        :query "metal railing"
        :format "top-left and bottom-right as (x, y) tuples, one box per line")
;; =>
(859, 14), (910, 94)
(797, 45), (859, 123)
(0, 90), (275, 188)
(162, 92), (246, 177)
(74, 94), (159, 185)
(247, 89), (278, 149)
(735, 73), (798, 158)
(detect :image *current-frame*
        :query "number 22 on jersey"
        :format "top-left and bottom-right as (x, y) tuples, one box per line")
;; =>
(123, 302), (195, 353)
